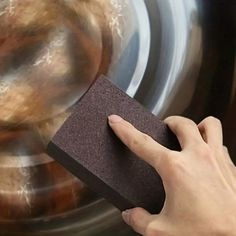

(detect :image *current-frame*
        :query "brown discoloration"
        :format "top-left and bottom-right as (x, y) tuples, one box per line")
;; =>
(0, 0), (112, 125)
(0, 0), (113, 221)
(0, 164), (86, 219)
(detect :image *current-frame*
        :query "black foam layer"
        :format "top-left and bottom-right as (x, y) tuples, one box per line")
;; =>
(47, 76), (180, 213)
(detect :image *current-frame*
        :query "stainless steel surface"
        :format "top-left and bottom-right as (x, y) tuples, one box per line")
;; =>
(0, 0), (149, 235)
(138, 1), (202, 117)
(0, 0), (235, 235)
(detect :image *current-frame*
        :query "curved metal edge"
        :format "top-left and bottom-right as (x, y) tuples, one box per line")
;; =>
(126, 0), (151, 97)
(152, 0), (203, 117)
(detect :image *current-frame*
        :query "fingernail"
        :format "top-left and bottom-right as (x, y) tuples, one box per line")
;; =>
(108, 115), (123, 124)
(122, 209), (131, 225)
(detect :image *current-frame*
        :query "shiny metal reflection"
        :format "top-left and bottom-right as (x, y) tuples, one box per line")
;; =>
(0, 1), (105, 125)
(0, 0), (143, 234)
(0, 0), (112, 222)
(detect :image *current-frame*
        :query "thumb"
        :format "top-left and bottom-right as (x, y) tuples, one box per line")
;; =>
(122, 207), (152, 235)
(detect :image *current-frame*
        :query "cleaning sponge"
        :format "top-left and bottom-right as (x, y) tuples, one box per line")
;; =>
(47, 76), (179, 213)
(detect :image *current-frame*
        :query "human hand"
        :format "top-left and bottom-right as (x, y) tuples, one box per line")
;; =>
(108, 115), (236, 236)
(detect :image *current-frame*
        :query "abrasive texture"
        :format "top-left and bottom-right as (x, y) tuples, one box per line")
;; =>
(47, 76), (180, 213)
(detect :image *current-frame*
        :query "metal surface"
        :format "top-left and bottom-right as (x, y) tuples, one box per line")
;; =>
(0, 0), (235, 235)
(0, 0), (148, 235)
(136, 0), (202, 117)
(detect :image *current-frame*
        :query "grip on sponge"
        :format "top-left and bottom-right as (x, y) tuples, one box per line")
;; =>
(47, 76), (180, 213)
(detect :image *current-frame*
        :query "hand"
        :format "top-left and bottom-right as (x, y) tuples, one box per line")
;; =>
(108, 115), (236, 236)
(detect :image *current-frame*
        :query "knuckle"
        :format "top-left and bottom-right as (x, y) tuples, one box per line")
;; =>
(145, 222), (162, 236)
(164, 116), (181, 127)
(153, 150), (174, 169)
(170, 158), (185, 175)
(205, 116), (222, 127)
(191, 144), (214, 159)
(166, 116), (197, 127)
(183, 118), (197, 127)
(128, 208), (141, 226)
(128, 137), (140, 150)
(223, 145), (228, 152)
(128, 133), (151, 150)
(164, 115), (176, 123)
(184, 121), (198, 131)
(131, 207), (142, 216)
(162, 156), (186, 182)
(141, 133), (152, 142)
(174, 118), (197, 131)
(223, 146), (229, 156)
(165, 150), (179, 163)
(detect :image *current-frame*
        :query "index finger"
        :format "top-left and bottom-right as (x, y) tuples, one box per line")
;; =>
(108, 115), (172, 176)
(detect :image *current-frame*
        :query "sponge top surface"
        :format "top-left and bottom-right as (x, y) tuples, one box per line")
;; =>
(48, 76), (179, 212)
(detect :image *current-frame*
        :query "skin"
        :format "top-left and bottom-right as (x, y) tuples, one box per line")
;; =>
(108, 115), (236, 236)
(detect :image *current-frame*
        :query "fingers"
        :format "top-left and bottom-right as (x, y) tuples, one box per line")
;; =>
(198, 116), (223, 149)
(223, 146), (235, 165)
(164, 116), (204, 149)
(122, 207), (153, 235)
(108, 115), (171, 175)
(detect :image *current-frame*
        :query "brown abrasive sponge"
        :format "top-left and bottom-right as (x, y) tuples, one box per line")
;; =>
(47, 76), (180, 213)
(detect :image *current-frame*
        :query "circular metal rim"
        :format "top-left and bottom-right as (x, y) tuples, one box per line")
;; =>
(0, 0), (204, 235)
(125, 0), (151, 97)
